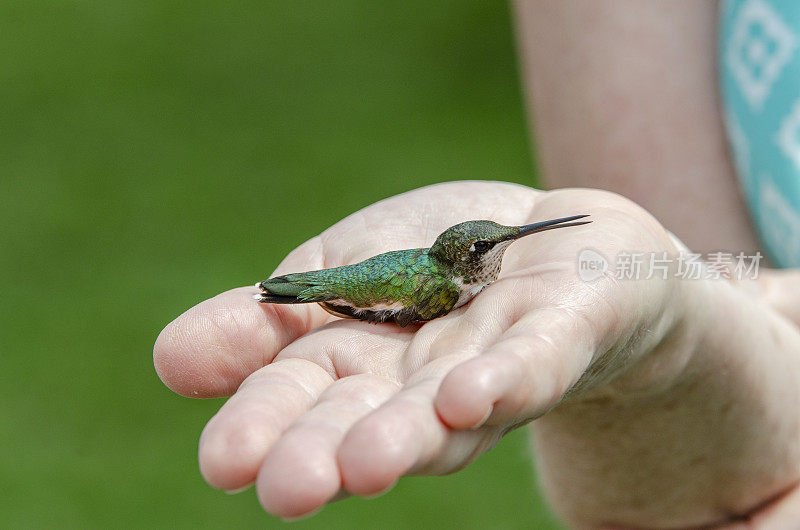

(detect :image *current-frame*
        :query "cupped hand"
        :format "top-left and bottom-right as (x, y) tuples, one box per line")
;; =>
(154, 181), (687, 519)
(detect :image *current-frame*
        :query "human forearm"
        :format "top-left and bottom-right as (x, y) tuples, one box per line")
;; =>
(514, 0), (759, 255)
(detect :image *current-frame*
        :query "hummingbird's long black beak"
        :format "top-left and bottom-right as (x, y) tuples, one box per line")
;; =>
(512, 215), (591, 239)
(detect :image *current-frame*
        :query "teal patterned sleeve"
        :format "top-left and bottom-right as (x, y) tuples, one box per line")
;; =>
(720, 0), (800, 267)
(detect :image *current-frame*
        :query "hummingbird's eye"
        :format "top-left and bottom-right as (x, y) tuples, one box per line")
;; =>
(471, 240), (493, 253)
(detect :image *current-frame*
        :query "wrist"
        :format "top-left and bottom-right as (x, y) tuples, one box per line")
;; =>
(534, 274), (800, 528)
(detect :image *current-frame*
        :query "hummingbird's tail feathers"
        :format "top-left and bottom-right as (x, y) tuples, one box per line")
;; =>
(254, 293), (305, 304)
(258, 276), (304, 297)
(255, 273), (338, 304)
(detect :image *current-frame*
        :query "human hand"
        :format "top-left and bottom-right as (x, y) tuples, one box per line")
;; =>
(153, 181), (695, 520)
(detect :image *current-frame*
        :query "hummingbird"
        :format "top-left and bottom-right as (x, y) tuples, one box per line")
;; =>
(254, 215), (590, 327)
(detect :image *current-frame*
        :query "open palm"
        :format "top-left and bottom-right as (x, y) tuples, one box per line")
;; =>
(154, 181), (683, 519)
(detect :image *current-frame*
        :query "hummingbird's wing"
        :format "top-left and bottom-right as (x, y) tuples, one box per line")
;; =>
(317, 274), (460, 328)
(257, 250), (428, 306)
(257, 250), (461, 326)
(405, 274), (461, 324)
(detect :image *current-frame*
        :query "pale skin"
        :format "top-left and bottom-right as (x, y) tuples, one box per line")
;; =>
(154, 1), (800, 528)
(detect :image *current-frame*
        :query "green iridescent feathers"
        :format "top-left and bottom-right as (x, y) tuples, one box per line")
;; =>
(256, 249), (460, 325)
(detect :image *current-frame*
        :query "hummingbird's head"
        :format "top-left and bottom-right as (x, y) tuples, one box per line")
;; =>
(429, 215), (591, 279)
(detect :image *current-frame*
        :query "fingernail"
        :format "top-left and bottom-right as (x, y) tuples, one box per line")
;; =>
(280, 507), (322, 522)
(470, 406), (493, 430)
(361, 480), (397, 499)
(224, 484), (251, 495)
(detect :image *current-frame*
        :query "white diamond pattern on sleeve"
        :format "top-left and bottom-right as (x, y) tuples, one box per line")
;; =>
(721, 0), (800, 267)
(726, 0), (796, 110)
(776, 97), (800, 171)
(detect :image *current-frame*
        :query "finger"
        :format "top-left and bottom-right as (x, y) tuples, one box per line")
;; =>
(337, 355), (501, 497)
(434, 306), (596, 429)
(256, 374), (399, 519)
(153, 236), (333, 398)
(198, 358), (334, 491)
(749, 483), (800, 530)
(153, 285), (328, 397)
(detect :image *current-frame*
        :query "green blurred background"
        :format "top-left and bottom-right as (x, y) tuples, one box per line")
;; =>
(1, 1), (560, 527)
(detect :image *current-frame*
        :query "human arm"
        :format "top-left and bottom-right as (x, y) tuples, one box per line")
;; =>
(514, 1), (800, 526)
(514, 0), (760, 255)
